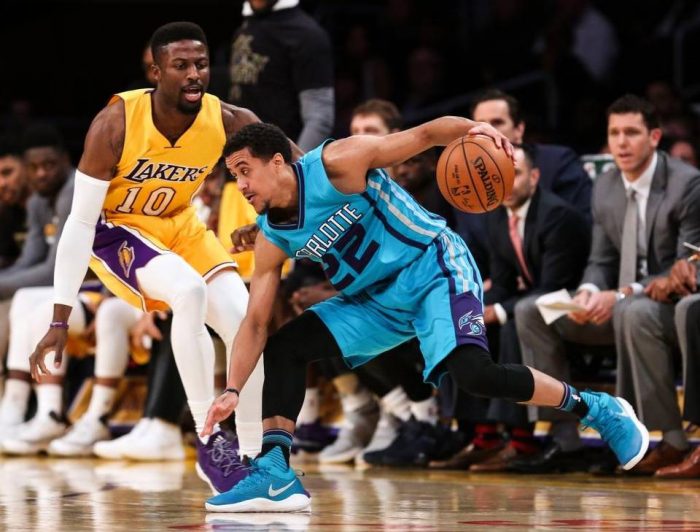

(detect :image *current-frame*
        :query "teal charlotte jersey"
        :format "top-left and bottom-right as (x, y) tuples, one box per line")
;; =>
(258, 141), (487, 385)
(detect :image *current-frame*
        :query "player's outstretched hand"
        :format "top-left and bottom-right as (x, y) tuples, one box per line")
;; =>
(467, 122), (514, 160)
(29, 327), (68, 383)
(201, 391), (239, 437)
(231, 223), (259, 253)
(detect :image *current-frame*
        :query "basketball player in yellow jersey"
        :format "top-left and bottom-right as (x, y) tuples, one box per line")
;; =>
(29, 22), (282, 499)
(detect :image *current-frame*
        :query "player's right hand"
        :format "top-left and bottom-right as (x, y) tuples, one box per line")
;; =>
(230, 223), (259, 253)
(29, 327), (68, 383)
(201, 391), (239, 437)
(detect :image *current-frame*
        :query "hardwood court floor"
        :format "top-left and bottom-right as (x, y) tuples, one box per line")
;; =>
(1, 456), (699, 531)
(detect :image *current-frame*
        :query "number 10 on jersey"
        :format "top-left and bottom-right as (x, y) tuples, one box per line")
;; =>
(116, 186), (176, 216)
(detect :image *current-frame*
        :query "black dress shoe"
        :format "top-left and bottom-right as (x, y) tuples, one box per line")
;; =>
(508, 442), (589, 474)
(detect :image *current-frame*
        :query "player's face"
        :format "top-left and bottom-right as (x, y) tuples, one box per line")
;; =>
(350, 113), (391, 136)
(24, 147), (70, 197)
(473, 100), (524, 144)
(503, 148), (538, 210)
(394, 151), (436, 193)
(607, 113), (661, 179)
(227, 148), (277, 214)
(0, 155), (26, 205)
(154, 40), (210, 115)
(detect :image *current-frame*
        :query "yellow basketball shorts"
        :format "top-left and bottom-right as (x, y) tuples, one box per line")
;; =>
(89, 207), (236, 311)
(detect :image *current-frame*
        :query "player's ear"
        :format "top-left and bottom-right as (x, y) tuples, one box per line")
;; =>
(151, 62), (162, 82)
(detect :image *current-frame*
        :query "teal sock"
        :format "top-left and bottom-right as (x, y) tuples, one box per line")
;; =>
(261, 429), (293, 465)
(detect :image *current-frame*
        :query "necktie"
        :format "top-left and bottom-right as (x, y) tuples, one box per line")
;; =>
(618, 188), (638, 287)
(508, 213), (533, 285)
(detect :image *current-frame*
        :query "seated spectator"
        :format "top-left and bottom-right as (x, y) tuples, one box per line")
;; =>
(0, 137), (30, 270)
(656, 258), (700, 478)
(515, 94), (700, 474)
(0, 124), (74, 443)
(0, 137), (30, 369)
(471, 89), (593, 219)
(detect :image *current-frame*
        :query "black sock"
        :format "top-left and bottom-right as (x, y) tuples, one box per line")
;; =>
(556, 382), (589, 419)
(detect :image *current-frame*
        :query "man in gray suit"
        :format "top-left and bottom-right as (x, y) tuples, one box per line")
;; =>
(515, 94), (700, 472)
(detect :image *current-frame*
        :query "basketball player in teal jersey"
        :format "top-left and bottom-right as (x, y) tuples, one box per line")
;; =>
(202, 120), (649, 513)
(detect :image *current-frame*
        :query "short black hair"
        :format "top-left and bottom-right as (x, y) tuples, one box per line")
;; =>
(150, 22), (208, 62)
(223, 123), (292, 163)
(514, 142), (537, 169)
(0, 135), (22, 159)
(21, 123), (65, 153)
(471, 88), (523, 126)
(607, 94), (660, 130)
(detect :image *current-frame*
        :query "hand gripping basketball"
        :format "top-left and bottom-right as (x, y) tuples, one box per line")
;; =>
(437, 130), (515, 214)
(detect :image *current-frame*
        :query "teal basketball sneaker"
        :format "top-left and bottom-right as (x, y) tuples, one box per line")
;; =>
(205, 447), (311, 513)
(580, 391), (649, 470)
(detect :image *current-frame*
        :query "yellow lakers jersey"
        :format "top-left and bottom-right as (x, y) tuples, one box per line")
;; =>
(218, 182), (257, 279)
(104, 89), (225, 222)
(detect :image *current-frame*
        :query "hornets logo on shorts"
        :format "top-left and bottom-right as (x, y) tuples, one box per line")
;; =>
(458, 311), (485, 336)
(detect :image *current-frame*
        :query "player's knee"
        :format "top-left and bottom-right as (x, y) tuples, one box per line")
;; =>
(446, 345), (497, 397)
(446, 344), (533, 401)
(172, 275), (207, 310)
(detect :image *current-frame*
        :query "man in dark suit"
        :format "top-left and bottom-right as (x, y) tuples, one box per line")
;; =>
(471, 89), (592, 219)
(515, 94), (700, 473)
(430, 144), (590, 471)
(454, 88), (593, 279)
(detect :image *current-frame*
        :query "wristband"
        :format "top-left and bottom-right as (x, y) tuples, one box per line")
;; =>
(224, 387), (240, 397)
(49, 321), (69, 330)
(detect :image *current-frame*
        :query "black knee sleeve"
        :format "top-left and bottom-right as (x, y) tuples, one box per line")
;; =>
(445, 344), (534, 402)
(262, 311), (343, 421)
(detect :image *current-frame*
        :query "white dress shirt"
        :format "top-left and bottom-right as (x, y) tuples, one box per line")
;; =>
(579, 151), (657, 295)
(493, 199), (532, 325)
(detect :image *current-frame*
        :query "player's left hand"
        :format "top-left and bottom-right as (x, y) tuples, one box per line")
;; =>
(201, 391), (239, 437)
(467, 122), (514, 160)
(29, 327), (69, 383)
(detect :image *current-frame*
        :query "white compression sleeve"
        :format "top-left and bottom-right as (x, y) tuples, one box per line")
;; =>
(53, 170), (110, 307)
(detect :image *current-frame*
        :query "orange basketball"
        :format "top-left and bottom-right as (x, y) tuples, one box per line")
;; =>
(436, 134), (515, 214)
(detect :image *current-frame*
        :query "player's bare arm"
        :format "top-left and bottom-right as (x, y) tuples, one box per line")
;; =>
(201, 232), (288, 436)
(78, 100), (126, 180)
(322, 117), (513, 194)
(29, 103), (123, 382)
(221, 102), (304, 161)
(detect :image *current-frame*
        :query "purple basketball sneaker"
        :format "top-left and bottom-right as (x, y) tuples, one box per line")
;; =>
(195, 430), (250, 494)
